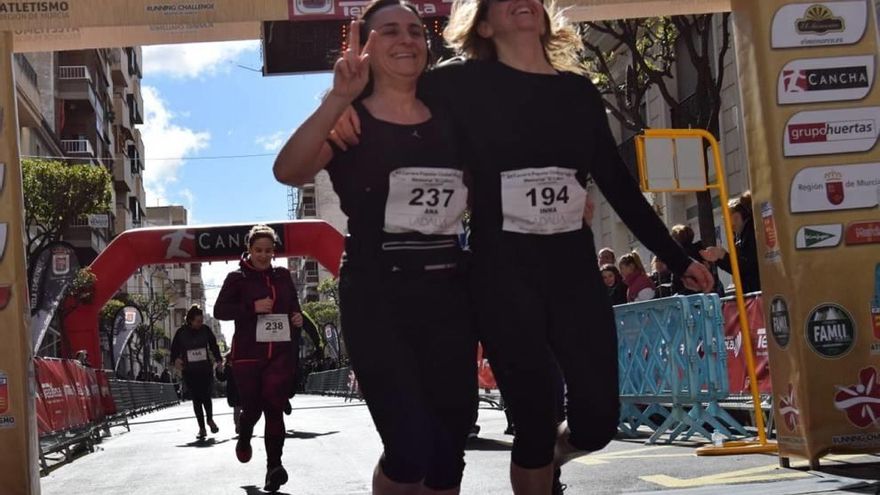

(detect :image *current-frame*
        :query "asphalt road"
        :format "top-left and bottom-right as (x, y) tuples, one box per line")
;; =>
(38, 396), (880, 495)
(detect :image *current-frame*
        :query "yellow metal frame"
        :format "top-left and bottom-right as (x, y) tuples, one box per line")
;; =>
(635, 129), (777, 456)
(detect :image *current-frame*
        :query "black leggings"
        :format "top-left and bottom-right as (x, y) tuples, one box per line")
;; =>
(339, 263), (477, 490)
(184, 370), (214, 430)
(472, 231), (620, 469)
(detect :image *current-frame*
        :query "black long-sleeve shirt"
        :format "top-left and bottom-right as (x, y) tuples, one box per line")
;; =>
(420, 60), (692, 275)
(170, 324), (222, 373)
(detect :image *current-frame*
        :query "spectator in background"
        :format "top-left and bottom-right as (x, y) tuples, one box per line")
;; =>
(650, 257), (673, 298)
(701, 191), (761, 294)
(619, 252), (656, 302)
(600, 264), (628, 305)
(598, 248), (616, 267)
(670, 224), (705, 296)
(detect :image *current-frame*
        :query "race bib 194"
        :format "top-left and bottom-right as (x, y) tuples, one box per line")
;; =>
(384, 167), (467, 235)
(256, 314), (292, 343)
(501, 167), (586, 235)
(187, 348), (207, 362)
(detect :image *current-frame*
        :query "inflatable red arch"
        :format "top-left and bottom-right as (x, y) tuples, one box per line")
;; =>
(64, 220), (344, 369)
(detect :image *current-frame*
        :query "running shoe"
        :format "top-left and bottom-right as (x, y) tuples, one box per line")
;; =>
(283, 400), (292, 415)
(263, 466), (289, 493)
(207, 420), (219, 434)
(468, 424), (481, 440)
(235, 436), (252, 463)
(552, 467), (567, 494)
(197, 428), (207, 440)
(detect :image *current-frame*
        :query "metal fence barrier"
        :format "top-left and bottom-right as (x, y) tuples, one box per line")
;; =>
(304, 367), (359, 399)
(616, 293), (749, 444)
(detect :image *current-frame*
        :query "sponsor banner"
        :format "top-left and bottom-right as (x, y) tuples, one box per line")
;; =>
(34, 389), (51, 436)
(161, 223), (288, 260)
(34, 359), (72, 432)
(761, 202), (782, 262)
(12, 21), (260, 53)
(784, 107), (879, 157)
(323, 323), (339, 360)
(833, 367), (880, 428)
(805, 303), (856, 359)
(0, 0), (290, 31)
(112, 306), (143, 369)
(288, 0), (451, 20)
(795, 224), (843, 249)
(778, 55), (874, 105)
(772, 1), (868, 48)
(771, 295), (792, 348)
(94, 370), (117, 415)
(789, 163), (880, 213)
(0, 370), (8, 414)
(723, 294), (772, 394)
(29, 242), (79, 352)
(845, 220), (880, 245)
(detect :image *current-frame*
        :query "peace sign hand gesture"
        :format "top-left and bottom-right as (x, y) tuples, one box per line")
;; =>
(330, 21), (376, 102)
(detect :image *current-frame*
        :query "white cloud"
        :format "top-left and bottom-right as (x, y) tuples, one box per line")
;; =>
(142, 40), (260, 79)
(140, 85), (210, 206)
(255, 131), (288, 152)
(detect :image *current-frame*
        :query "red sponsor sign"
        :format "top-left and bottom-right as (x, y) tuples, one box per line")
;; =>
(845, 221), (880, 245)
(35, 392), (52, 436)
(288, 0), (451, 20)
(789, 122), (829, 143)
(95, 370), (116, 416)
(34, 359), (82, 432)
(723, 295), (772, 394)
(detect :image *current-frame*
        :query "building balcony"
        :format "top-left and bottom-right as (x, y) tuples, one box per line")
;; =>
(14, 54), (39, 108)
(109, 48), (132, 88)
(113, 156), (134, 193)
(61, 138), (96, 157)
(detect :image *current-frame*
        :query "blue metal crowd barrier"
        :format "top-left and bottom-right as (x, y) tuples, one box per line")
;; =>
(616, 294), (748, 444)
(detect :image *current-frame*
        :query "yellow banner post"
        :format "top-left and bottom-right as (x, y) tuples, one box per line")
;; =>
(635, 129), (778, 456)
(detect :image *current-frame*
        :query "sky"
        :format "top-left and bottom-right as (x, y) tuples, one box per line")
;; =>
(139, 40), (332, 343)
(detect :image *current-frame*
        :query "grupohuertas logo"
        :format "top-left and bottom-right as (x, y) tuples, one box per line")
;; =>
(789, 162), (880, 213)
(778, 55), (874, 104)
(772, 1), (867, 48)
(806, 303), (856, 358)
(784, 107), (880, 157)
(0, 1), (71, 20)
(795, 224), (843, 249)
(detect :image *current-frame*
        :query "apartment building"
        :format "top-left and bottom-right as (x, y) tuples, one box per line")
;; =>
(15, 47), (149, 358)
(288, 171), (347, 303)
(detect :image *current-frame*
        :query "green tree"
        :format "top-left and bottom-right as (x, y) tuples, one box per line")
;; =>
(582, 13), (732, 246)
(317, 278), (338, 304)
(303, 300), (339, 329)
(130, 292), (172, 370)
(22, 158), (112, 260)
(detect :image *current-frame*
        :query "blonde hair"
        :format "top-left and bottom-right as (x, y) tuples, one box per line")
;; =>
(443, 0), (585, 74)
(618, 251), (646, 274)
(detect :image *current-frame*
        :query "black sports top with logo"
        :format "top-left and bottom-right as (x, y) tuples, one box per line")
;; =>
(326, 100), (466, 270)
(419, 59), (692, 275)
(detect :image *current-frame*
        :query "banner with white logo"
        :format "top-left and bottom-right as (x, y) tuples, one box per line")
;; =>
(772, 1), (868, 48)
(784, 107), (879, 157)
(789, 163), (880, 213)
(28, 242), (80, 352)
(777, 55), (874, 104)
